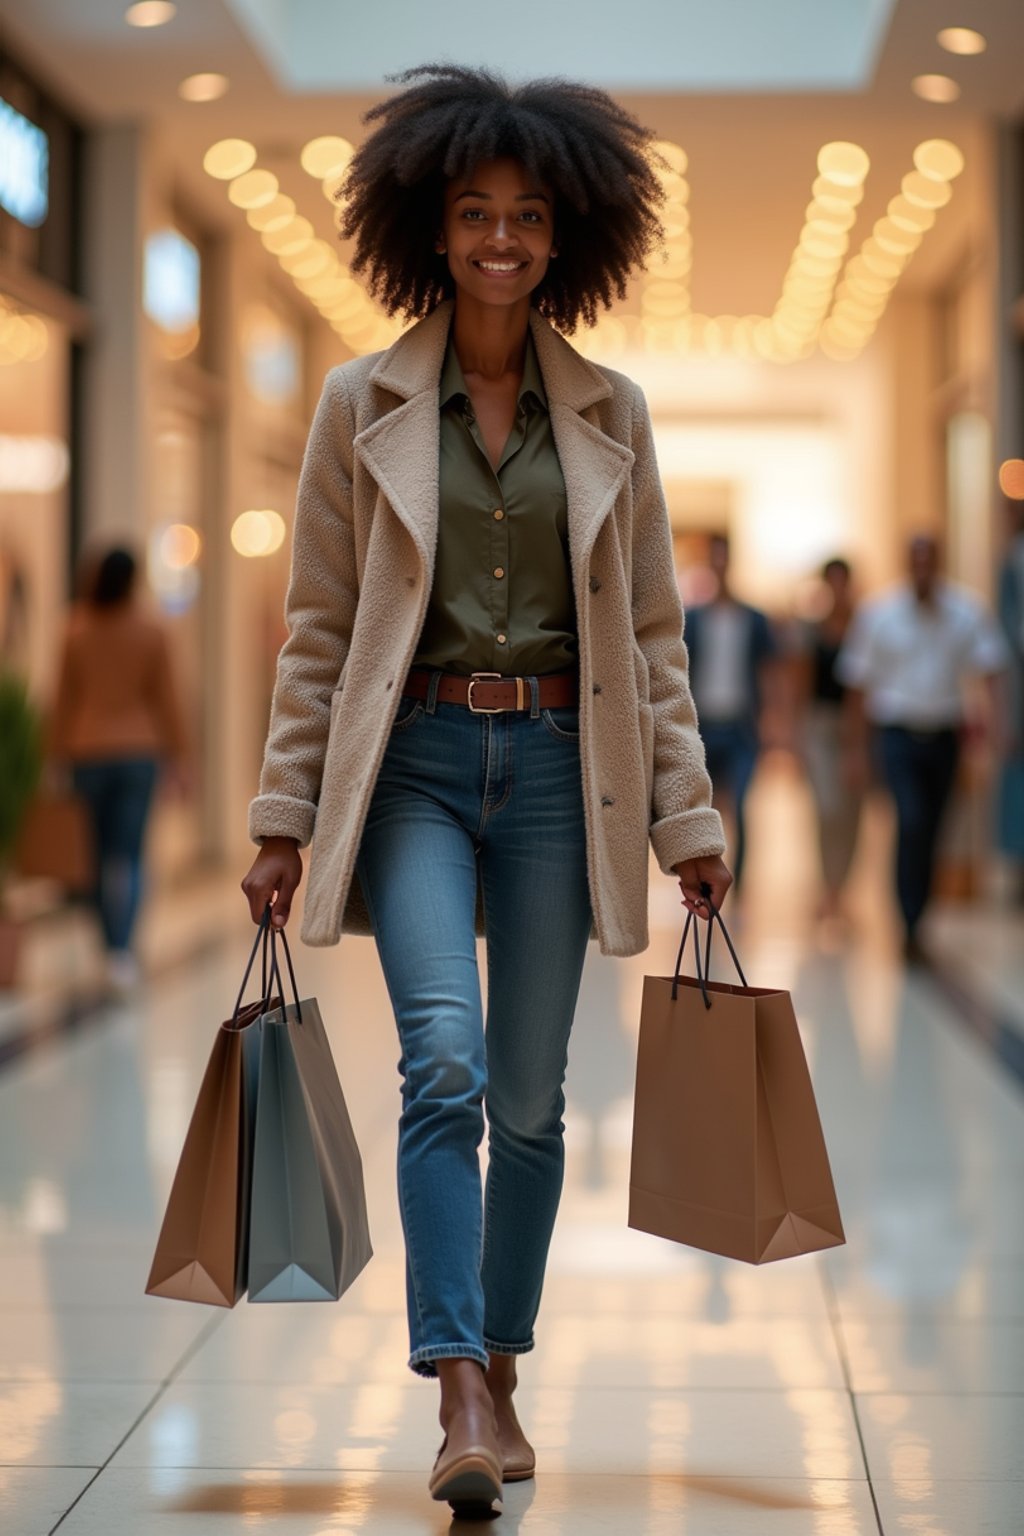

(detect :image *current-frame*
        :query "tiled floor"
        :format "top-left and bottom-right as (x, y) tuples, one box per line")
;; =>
(1, 793), (1022, 1533)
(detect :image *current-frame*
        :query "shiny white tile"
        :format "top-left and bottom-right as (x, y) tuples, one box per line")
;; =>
(872, 1478), (1024, 1535)
(110, 1381), (864, 1480)
(827, 1257), (1024, 1321)
(858, 1394), (1024, 1482)
(179, 1309), (410, 1385)
(0, 1466), (98, 1533)
(56, 1466), (878, 1534)
(840, 1317), (1024, 1394)
(0, 1238), (160, 1311)
(0, 1306), (213, 1383)
(0, 1380), (157, 1466)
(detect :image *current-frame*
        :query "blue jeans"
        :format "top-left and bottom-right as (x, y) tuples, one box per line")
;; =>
(71, 757), (159, 952)
(877, 725), (959, 937)
(354, 676), (593, 1378)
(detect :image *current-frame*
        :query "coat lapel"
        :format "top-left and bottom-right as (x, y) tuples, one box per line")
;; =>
(353, 299), (635, 577)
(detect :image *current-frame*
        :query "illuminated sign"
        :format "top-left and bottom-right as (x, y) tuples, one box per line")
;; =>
(0, 97), (49, 228)
(144, 228), (200, 332)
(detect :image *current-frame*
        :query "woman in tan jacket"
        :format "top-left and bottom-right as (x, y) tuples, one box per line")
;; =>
(50, 546), (187, 988)
(242, 64), (730, 1515)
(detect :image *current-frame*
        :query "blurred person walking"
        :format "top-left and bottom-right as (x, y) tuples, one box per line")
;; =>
(837, 535), (1007, 959)
(794, 557), (863, 923)
(684, 533), (777, 890)
(240, 63), (730, 1516)
(49, 546), (188, 990)
(996, 500), (1024, 895)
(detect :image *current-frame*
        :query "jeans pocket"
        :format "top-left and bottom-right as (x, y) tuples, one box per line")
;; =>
(540, 706), (580, 742)
(391, 696), (424, 733)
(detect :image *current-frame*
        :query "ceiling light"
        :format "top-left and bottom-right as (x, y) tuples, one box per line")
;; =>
(228, 169), (279, 209)
(901, 171), (953, 209)
(805, 201), (857, 232)
(652, 140), (689, 176)
(887, 195), (936, 233)
(247, 195), (296, 232)
(232, 510), (286, 558)
(817, 142), (870, 187)
(873, 218), (921, 254)
(179, 73), (228, 102)
(998, 460), (1024, 499)
(860, 243), (904, 280)
(261, 217), (314, 255)
(125, 1), (175, 25)
(937, 27), (986, 56)
(811, 177), (864, 209)
(912, 74), (961, 104)
(203, 139), (256, 179)
(913, 139), (965, 182)
(300, 136), (355, 180)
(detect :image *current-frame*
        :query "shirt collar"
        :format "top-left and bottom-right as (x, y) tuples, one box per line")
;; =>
(439, 327), (548, 413)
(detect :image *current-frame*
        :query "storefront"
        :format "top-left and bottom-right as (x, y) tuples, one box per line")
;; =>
(0, 45), (85, 698)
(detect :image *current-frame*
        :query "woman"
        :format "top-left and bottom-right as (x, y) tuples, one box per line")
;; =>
(50, 546), (188, 989)
(242, 64), (730, 1514)
(795, 557), (863, 923)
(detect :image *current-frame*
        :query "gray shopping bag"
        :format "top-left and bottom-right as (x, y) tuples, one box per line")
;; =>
(248, 932), (372, 1303)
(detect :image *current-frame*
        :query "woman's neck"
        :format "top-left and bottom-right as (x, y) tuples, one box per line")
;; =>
(450, 293), (531, 382)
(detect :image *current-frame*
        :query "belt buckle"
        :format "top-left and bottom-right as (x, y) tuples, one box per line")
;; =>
(466, 671), (505, 714)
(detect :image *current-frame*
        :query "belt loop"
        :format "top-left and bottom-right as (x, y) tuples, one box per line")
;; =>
(426, 668), (442, 715)
(528, 675), (540, 719)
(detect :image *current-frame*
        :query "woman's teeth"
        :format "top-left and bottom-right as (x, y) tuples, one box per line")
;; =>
(475, 260), (526, 274)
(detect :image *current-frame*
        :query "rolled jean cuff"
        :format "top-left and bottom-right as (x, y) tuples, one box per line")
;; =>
(482, 1336), (535, 1357)
(408, 1343), (490, 1379)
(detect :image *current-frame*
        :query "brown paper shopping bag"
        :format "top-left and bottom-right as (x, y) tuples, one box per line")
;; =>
(15, 790), (94, 892)
(247, 927), (372, 1303)
(146, 912), (278, 1306)
(629, 910), (844, 1265)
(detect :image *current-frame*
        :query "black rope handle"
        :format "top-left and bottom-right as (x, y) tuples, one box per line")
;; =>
(232, 905), (273, 1021)
(267, 922), (303, 1024)
(670, 884), (748, 1010)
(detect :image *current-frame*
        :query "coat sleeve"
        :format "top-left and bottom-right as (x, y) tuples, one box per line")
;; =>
(629, 382), (726, 873)
(248, 368), (358, 847)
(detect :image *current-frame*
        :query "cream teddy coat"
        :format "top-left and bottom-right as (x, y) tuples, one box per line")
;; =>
(249, 298), (724, 956)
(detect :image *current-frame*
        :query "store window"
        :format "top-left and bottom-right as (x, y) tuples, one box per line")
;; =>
(0, 298), (69, 696)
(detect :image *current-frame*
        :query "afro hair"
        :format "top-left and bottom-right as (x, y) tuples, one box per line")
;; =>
(338, 62), (668, 333)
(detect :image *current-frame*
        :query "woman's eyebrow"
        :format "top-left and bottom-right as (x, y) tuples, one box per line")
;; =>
(452, 189), (550, 203)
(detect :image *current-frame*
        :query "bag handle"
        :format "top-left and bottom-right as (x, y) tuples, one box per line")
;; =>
(232, 905), (273, 1021)
(267, 920), (303, 1023)
(671, 884), (748, 1010)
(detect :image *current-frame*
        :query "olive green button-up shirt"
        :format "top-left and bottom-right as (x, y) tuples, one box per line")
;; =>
(411, 327), (578, 678)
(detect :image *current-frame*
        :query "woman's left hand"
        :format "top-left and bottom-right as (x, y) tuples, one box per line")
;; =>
(672, 856), (733, 920)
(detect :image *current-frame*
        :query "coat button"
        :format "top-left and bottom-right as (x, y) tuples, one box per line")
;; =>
(589, 577), (601, 592)
(592, 683), (602, 695)
(493, 566), (504, 579)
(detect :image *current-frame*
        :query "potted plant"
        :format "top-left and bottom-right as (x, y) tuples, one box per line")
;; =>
(0, 669), (44, 987)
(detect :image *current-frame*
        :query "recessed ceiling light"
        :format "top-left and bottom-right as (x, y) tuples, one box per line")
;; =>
(300, 137), (355, 180)
(125, 1), (176, 26)
(228, 169), (279, 210)
(203, 139), (256, 179)
(913, 138), (965, 182)
(179, 73), (229, 103)
(817, 142), (871, 187)
(912, 74), (961, 104)
(937, 27), (986, 56)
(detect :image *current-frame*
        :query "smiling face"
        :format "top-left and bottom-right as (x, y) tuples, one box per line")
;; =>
(438, 157), (557, 310)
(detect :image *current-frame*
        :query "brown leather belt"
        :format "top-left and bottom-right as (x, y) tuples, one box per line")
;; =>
(402, 667), (579, 714)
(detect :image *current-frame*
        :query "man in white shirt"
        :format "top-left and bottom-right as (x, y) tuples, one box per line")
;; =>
(837, 535), (1007, 958)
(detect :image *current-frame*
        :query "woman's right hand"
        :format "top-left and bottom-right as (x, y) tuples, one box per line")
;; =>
(241, 836), (303, 927)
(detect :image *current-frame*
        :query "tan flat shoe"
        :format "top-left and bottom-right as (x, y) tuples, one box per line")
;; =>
(428, 1433), (503, 1512)
(500, 1445), (536, 1483)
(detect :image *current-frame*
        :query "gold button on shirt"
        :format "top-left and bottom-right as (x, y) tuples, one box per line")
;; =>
(410, 327), (578, 678)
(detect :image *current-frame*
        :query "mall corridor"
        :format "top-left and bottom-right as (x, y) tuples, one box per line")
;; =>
(1, 767), (1023, 1535)
(2, 1), (1024, 1532)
